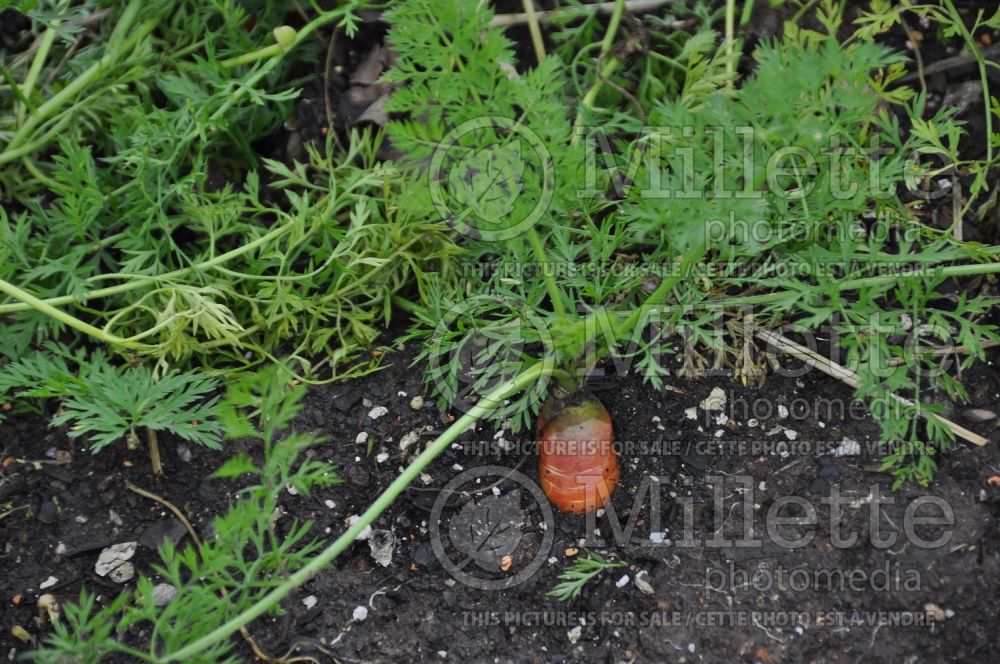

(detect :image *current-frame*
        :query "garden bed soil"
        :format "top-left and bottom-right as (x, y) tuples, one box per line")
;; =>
(3, 339), (1000, 662)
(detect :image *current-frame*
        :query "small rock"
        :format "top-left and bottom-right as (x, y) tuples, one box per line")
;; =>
(783, 429), (798, 440)
(108, 509), (123, 526)
(353, 605), (369, 622)
(151, 583), (177, 607)
(285, 483), (299, 496)
(369, 529), (395, 567)
(54, 542), (67, 556)
(38, 501), (58, 524)
(176, 445), (192, 463)
(109, 564), (134, 584)
(368, 406), (389, 420)
(964, 409), (997, 423)
(680, 452), (708, 472)
(944, 608), (955, 619)
(74, 514), (89, 524)
(410, 395), (425, 410)
(139, 519), (187, 550)
(634, 571), (655, 595)
(777, 405), (789, 419)
(699, 387), (726, 411)
(39, 576), (58, 590)
(96, 542), (138, 580)
(324, 499), (336, 509)
(334, 390), (362, 412)
(399, 431), (420, 452)
(684, 407), (697, 420)
(924, 603), (945, 621)
(615, 574), (630, 588)
(375, 452), (389, 464)
(356, 431), (370, 445)
(832, 438), (861, 457)
(420, 473), (434, 485)
(567, 625), (582, 644)
(302, 595), (318, 610)
(413, 543), (437, 568)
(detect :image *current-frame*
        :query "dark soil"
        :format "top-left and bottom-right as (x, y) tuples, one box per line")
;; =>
(4, 2), (1000, 663)
(4, 339), (1000, 662)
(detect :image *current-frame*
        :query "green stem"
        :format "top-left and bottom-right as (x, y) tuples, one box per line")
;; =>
(163, 361), (552, 661)
(570, 0), (624, 147)
(0, 278), (144, 349)
(527, 229), (567, 319)
(0, 1), (154, 164)
(17, 22), (58, 126)
(220, 43), (285, 69)
(724, 0), (737, 79)
(649, 260), (1000, 314)
(520, 0), (546, 63)
(942, 0), (992, 168)
(0, 219), (296, 314)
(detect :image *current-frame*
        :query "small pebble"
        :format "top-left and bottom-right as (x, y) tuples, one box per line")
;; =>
(615, 574), (630, 588)
(376, 452), (389, 464)
(353, 606), (369, 622)
(176, 444), (192, 463)
(410, 395), (425, 410)
(924, 603), (945, 621)
(356, 431), (369, 445)
(302, 595), (318, 610)
(39, 576), (58, 590)
(368, 406), (388, 420)
(634, 571), (655, 595)
(567, 625), (582, 644)
(151, 583), (177, 607)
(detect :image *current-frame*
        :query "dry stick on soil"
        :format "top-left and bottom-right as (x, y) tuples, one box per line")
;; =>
(125, 483), (297, 663)
(491, 0), (674, 27)
(755, 328), (988, 447)
(146, 428), (162, 475)
(884, 339), (1000, 366)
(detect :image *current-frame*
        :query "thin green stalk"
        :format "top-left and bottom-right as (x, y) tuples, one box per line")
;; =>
(527, 229), (567, 319)
(17, 22), (58, 126)
(0, 278), (144, 349)
(0, 1), (153, 163)
(570, 0), (624, 146)
(520, 0), (546, 63)
(0, 219), (296, 314)
(724, 0), (737, 79)
(647, 260), (1000, 314)
(942, 0), (992, 168)
(163, 361), (552, 661)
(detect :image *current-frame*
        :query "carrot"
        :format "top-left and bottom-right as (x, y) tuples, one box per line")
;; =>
(537, 391), (619, 514)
